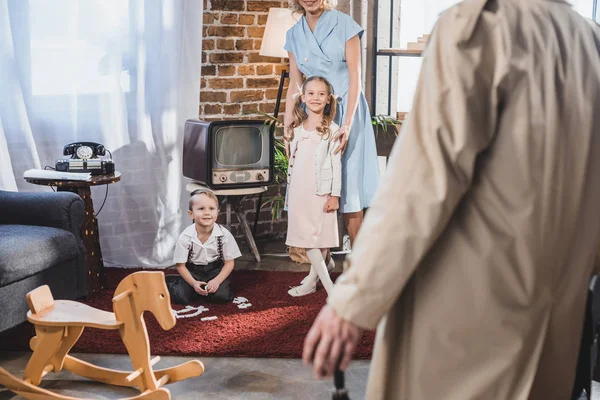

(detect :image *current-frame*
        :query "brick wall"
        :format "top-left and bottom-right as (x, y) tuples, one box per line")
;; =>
(200, 0), (289, 119)
(200, 0), (291, 241)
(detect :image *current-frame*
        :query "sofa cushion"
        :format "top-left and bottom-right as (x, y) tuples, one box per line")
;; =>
(0, 225), (80, 287)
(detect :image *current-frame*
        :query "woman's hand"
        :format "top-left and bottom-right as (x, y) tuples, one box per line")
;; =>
(283, 128), (291, 158)
(206, 279), (220, 294)
(284, 138), (291, 158)
(333, 124), (350, 154)
(324, 196), (339, 213)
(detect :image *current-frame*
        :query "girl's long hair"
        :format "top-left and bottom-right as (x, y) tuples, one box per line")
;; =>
(287, 76), (338, 140)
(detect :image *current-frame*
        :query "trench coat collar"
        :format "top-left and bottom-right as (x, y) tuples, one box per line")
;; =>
(456, 0), (571, 45)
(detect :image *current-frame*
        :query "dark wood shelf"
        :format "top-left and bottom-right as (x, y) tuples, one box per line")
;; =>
(377, 49), (423, 57)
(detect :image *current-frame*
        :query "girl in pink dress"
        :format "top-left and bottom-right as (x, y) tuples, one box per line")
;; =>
(285, 76), (341, 297)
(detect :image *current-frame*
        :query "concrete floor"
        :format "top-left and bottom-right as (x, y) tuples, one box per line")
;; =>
(1, 238), (599, 399)
(0, 352), (370, 399)
(0, 239), (371, 399)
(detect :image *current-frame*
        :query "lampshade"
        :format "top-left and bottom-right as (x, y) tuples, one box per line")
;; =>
(259, 8), (300, 58)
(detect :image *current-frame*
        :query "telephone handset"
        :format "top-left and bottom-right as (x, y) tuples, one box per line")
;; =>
(56, 142), (115, 175)
(63, 142), (106, 160)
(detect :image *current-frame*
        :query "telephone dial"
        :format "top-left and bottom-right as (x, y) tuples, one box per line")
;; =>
(55, 142), (115, 175)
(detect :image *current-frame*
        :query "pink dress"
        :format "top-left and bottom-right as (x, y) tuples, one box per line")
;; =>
(286, 126), (339, 249)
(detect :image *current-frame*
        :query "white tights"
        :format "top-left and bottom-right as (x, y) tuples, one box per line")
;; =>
(303, 248), (334, 294)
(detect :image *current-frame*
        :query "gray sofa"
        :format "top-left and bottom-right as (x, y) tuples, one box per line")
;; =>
(0, 190), (87, 332)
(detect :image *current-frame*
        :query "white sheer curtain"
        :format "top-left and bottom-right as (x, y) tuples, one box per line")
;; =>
(0, 0), (203, 267)
(396, 0), (598, 113)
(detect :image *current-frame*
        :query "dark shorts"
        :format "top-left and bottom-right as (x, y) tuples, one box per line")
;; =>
(166, 260), (233, 305)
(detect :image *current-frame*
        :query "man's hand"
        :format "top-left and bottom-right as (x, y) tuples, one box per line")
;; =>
(302, 305), (364, 378)
(333, 125), (350, 154)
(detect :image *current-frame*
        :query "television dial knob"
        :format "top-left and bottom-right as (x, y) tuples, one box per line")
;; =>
(256, 173), (264, 181)
(219, 174), (227, 182)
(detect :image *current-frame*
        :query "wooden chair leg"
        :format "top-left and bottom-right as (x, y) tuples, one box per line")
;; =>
(121, 330), (159, 392)
(23, 325), (66, 386)
(63, 354), (143, 388)
(0, 367), (81, 400)
(30, 327), (84, 365)
(52, 326), (84, 371)
(1, 366), (172, 400)
(153, 360), (204, 384)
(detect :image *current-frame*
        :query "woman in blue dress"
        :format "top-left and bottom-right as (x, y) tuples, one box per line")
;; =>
(283, 0), (380, 246)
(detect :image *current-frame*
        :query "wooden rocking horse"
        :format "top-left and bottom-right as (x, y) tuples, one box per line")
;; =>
(0, 271), (204, 399)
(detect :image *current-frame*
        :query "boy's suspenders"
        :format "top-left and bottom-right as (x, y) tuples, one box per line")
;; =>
(216, 230), (224, 261)
(187, 225), (225, 263)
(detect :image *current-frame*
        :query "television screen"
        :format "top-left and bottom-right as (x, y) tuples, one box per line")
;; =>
(214, 126), (262, 166)
(183, 118), (273, 188)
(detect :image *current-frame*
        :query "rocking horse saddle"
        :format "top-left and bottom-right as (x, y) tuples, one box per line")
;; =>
(27, 285), (121, 329)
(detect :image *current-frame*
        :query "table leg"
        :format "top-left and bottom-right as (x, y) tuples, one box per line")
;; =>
(252, 192), (263, 236)
(225, 200), (232, 232)
(230, 197), (261, 262)
(59, 186), (107, 294)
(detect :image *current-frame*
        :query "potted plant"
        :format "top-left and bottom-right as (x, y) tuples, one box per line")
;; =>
(263, 137), (288, 221)
(258, 113), (288, 221)
(372, 114), (403, 157)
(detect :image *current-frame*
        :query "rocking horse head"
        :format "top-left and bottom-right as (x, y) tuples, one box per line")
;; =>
(112, 271), (176, 331)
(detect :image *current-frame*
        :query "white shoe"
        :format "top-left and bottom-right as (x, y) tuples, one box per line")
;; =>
(301, 258), (335, 285)
(288, 283), (316, 297)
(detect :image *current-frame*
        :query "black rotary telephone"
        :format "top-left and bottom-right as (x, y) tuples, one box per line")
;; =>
(55, 142), (115, 175)
(63, 142), (106, 159)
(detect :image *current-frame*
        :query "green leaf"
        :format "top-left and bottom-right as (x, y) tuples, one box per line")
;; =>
(261, 194), (286, 221)
(371, 114), (402, 138)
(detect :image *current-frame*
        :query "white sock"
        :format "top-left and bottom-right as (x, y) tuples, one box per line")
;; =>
(302, 266), (319, 286)
(306, 248), (334, 294)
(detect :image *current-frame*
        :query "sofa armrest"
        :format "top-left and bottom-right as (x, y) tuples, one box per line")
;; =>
(0, 190), (84, 237)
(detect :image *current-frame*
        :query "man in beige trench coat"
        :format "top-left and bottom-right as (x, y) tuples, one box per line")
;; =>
(302, 0), (600, 399)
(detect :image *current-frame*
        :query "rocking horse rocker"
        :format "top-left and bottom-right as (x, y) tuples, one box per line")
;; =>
(0, 271), (204, 399)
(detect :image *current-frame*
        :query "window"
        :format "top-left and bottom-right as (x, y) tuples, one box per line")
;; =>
(29, 0), (132, 96)
(571, 0), (596, 19)
(396, 1), (461, 113)
(393, 0), (598, 114)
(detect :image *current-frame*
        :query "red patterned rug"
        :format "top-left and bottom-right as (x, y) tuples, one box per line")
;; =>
(1, 268), (375, 359)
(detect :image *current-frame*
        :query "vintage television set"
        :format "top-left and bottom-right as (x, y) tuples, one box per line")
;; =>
(182, 119), (274, 189)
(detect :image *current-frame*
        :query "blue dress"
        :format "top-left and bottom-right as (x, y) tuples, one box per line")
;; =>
(284, 9), (380, 213)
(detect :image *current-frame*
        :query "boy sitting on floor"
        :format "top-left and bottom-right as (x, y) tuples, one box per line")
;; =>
(167, 188), (241, 304)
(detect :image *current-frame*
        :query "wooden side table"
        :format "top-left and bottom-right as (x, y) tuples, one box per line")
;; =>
(186, 183), (267, 262)
(25, 172), (121, 295)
